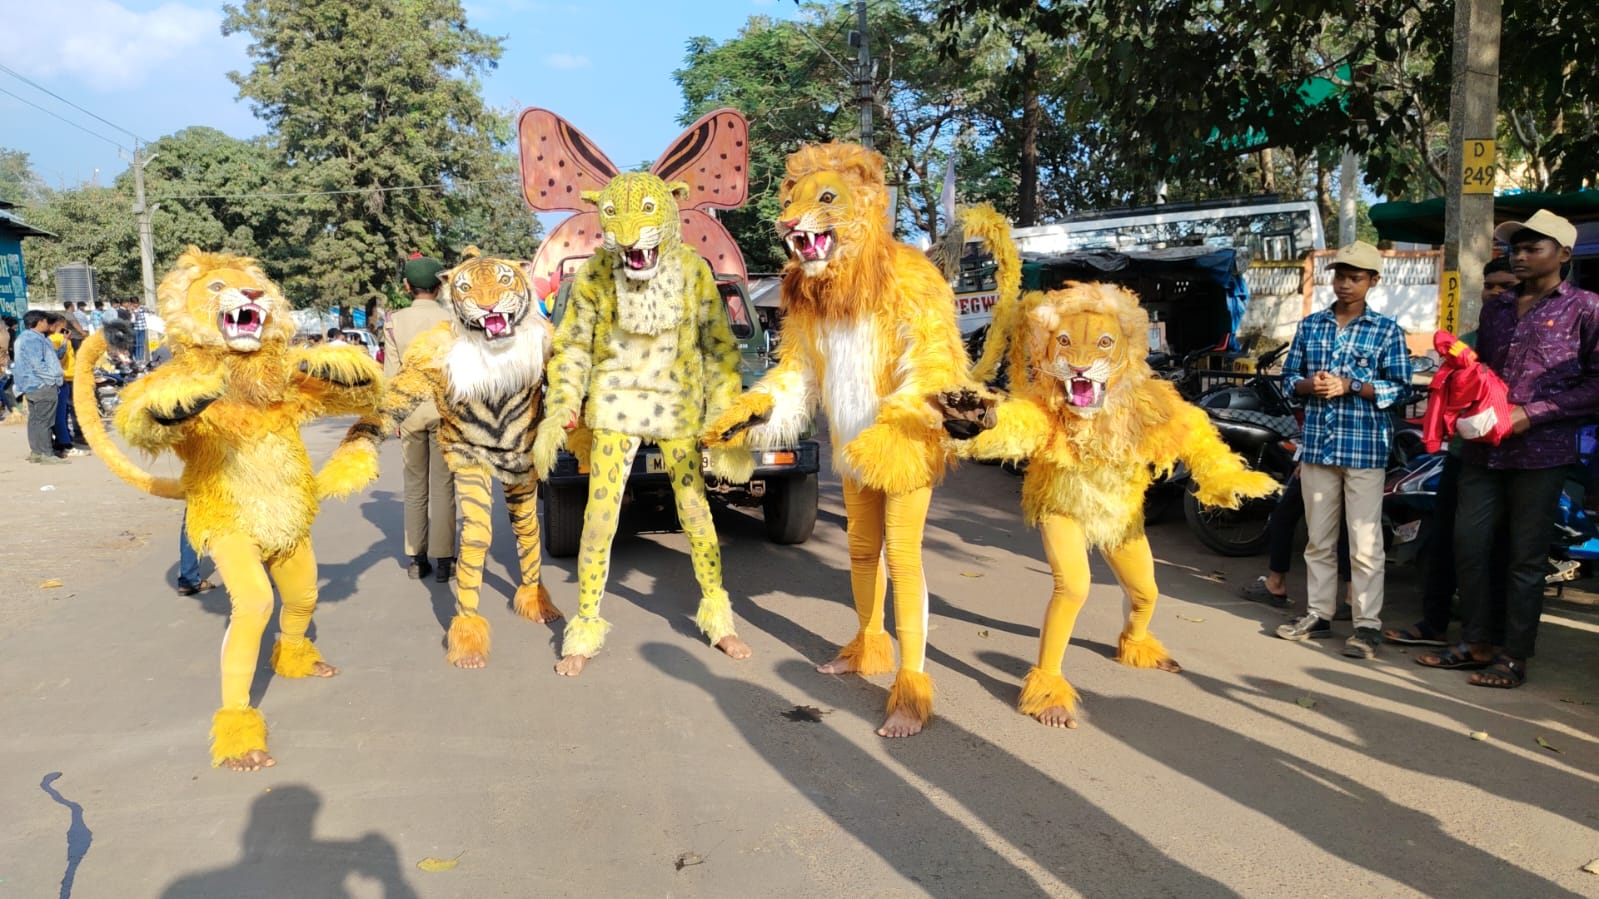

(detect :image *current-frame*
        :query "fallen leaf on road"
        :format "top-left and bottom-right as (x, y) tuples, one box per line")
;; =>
(1469, 731), (1489, 741)
(1176, 615), (1206, 623)
(780, 705), (826, 723)
(1295, 696), (1317, 709)
(416, 852), (464, 872)
(959, 571), (984, 578)
(1536, 736), (1563, 754)
(39, 579), (63, 589)
(1198, 571), (1227, 584)
(1559, 698), (1593, 706)
(1581, 858), (1599, 875)
(977, 629), (990, 638)
(675, 852), (705, 871)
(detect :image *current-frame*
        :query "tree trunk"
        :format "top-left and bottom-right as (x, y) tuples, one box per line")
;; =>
(1017, 47), (1041, 226)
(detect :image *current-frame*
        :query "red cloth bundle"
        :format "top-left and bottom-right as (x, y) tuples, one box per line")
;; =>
(1422, 330), (1514, 452)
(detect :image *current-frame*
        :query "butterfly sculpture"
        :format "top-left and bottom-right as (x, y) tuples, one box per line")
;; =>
(517, 107), (751, 293)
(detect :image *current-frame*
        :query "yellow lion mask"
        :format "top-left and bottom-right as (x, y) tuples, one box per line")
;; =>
(158, 248), (298, 352)
(1021, 282), (1152, 418)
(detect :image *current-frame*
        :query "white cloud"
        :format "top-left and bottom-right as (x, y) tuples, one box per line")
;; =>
(6, 1), (219, 91)
(543, 53), (591, 70)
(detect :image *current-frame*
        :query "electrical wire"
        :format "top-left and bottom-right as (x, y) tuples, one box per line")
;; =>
(0, 62), (146, 144)
(0, 85), (128, 152)
(151, 175), (521, 201)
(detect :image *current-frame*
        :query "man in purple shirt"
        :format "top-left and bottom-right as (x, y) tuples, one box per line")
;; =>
(1422, 210), (1599, 687)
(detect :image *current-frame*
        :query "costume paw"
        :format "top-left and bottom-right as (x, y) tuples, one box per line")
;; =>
(886, 669), (935, 724)
(297, 348), (380, 388)
(532, 415), (572, 479)
(315, 442), (380, 499)
(703, 392), (775, 447)
(512, 584), (563, 623)
(1194, 469), (1281, 509)
(843, 423), (934, 494)
(560, 615), (612, 659)
(271, 636), (326, 678)
(1017, 667), (1080, 716)
(835, 630), (896, 675)
(930, 387), (1000, 439)
(706, 445), (756, 484)
(694, 590), (738, 645)
(1116, 632), (1174, 669)
(140, 374), (226, 427)
(209, 707), (269, 768)
(446, 613), (492, 665)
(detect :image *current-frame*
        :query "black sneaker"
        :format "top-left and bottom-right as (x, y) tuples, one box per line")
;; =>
(434, 557), (455, 582)
(1342, 627), (1380, 659)
(1276, 613), (1332, 641)
(408, 555), (432, 580)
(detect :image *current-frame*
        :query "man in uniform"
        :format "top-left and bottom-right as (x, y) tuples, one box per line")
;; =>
(385, 255), (457, 581)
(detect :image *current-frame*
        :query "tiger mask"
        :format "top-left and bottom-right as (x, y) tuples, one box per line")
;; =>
(441, 251), (536, 342)
(582, 173), (689, 282)
(1025, 282), (1150, 418)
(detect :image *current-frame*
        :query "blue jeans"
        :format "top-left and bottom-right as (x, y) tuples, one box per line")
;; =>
(178, 512), (202, 588)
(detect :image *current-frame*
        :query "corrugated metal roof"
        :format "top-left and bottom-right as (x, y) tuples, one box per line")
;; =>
(0, 204), (55, 239)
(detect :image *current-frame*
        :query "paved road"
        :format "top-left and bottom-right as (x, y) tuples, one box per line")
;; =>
(2, 419), (1597, 898)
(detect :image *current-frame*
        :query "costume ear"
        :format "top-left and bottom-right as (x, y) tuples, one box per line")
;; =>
(650, 108), (749, 211)
(666, 181), (691, 202)
(518, 107), (621, 213)
(580, 190), (603, 207)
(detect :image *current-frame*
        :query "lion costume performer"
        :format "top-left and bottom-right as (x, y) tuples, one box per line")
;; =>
(72, 247), (383, 769)
(947, 206), (1278, 728)
(704, 143), (980, 738)
(334, 249), (559, 669)
(531, 171), (755, 675)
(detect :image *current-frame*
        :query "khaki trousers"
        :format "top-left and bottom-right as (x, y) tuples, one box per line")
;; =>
(1301, 463), (1385, 630)
(400, 420), (456, 558)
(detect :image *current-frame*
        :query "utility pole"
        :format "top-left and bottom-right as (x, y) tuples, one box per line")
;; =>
(850, 0), (873, 150)
(130, 143), (158, 309)
(1338, 150), (1359, 246)
(1443, 0), (1502, 334)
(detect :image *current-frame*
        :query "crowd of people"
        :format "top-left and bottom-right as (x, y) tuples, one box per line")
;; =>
(1252, 210), (1596, 689)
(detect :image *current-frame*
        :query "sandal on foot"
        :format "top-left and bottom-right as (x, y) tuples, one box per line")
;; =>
(1416, 643), (1493, 670)
(177, 579), (216, 597)
(1383, 622), (1448, 647)
(1469, 656), (1526, 689)
(1239, 576), (1291, 609)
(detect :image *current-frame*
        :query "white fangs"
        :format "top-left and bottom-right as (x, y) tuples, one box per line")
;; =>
(787, 230), (834, 262)
(221, 303), (265, 339)
(481, 312), (511, 339)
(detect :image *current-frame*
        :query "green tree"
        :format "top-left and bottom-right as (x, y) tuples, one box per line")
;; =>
(0, 149), (49, 206)
(222, 0), (522, 318)
(22, 186), (142, 299)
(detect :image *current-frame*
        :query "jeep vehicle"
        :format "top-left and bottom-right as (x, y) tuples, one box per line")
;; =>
(539, 271), (821, 557)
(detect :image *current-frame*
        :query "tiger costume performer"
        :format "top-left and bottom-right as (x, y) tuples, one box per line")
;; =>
(940, 206), (1278, 729)
(703, 143), (985, 738)
(334, 249), (559, 668)
(72, 247), (384, 770)
(531, 171), (755, 677)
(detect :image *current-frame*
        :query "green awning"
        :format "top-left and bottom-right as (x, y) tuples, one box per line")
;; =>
(1370, 190), (1599, 245)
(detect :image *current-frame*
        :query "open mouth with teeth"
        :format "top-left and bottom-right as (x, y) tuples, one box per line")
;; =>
(624, 247), (659, 272)
(786, 230), (834, 263)
(478, 311), (513, 339)
(1065, 375), (1106, 412)
(220, 303), (265, 341)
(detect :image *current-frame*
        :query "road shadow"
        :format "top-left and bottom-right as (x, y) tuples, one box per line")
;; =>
(159, 784), (419, 899)
(645, 642), (1231, 897)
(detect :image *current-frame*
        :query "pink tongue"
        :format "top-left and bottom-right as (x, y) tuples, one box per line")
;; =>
(484, 314), (507, 336)
(628, 249), (650, 269)
(1070, 379), (1095, 406)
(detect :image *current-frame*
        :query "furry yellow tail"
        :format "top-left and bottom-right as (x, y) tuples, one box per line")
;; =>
(961, 204), (1023, 385)
(72, 331), (184, 499)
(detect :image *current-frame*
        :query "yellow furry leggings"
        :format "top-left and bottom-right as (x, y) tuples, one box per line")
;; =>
(1020, 515), (1170, 716)
(561, 430), (733, 658)
(443, 466), (547, 664)
(211, 532), (322, 712)
(839, 478), (936, 720)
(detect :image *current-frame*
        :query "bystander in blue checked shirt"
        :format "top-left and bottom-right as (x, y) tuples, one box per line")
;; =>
(1281, 307), (1413, 469)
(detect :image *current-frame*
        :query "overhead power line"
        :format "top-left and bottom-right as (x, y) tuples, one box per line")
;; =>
(0, 62), (146, 144)
(152, 175), (521, 201)
(0, 85), (128, 152)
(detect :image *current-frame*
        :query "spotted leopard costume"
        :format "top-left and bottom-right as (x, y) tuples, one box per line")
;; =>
(532, 171), (753, 662)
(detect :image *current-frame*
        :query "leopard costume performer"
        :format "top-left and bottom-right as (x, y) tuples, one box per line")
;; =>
(73, 247), (383, 769)
(532, 171), (754, 673)
(704, 143), (981, 738)
(946, 206), (1278, 728)
(334, 250), (559, 668)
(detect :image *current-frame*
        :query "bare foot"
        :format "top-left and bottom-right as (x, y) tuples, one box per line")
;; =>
(816, 656), (860, 675)
(555, 654), (589, 677)
(452, 653), (487, 670)
(716, 635), (753, 660)
(1155, 657), (1183, 673)
(877, 707), (925, 738)
(1034, 706), (1079, 729)
(221, 749), (276, 772)
(310, 661), (339, 678)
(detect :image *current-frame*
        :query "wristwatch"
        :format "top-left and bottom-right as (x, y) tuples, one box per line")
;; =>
(1348, 379), (1364, 396)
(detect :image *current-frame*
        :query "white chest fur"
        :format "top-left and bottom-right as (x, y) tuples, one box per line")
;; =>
(817, 320), (882, 474)
(444, 325), (547, 404)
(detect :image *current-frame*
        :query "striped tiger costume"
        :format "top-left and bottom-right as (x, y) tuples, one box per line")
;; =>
(340, 251), (561, 667)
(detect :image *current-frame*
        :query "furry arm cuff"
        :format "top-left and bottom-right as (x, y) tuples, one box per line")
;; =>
(290, 345), (385, 418)
(115, 358), (226, 453)
(1177, 405), (1281, 509)
(952, 396), (1052, 462)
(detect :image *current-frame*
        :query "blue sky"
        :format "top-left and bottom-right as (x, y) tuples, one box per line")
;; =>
(1, 0), (800, 190)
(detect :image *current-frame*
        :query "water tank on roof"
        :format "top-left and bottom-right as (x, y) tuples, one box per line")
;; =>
(55, 263), (97, 305)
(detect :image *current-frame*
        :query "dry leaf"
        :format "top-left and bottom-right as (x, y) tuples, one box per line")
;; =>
(977, 629), (990, 638)
(675, 852), (705, 871)
(1198, 571), (1227, 584)
(1295, 696), (1317, 709)
(959, 571), (984, 578)
(1559, 698), (1593, 706)
(1581, 858), (1599, 875)
(1177, 615), (1206, 623)
(1536, 736), (1563, 754)
(416, 852), (464, 872)
(1469, 731), (1489, 742)
(39, 579), (64, 589)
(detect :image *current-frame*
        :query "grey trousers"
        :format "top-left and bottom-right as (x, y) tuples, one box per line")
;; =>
(401, 422), (457, 559)
(24, 386), (58, 456)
